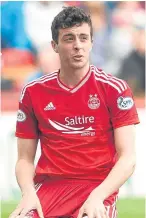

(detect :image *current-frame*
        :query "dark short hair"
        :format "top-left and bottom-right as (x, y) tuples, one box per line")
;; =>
(51, 6), (93, 43)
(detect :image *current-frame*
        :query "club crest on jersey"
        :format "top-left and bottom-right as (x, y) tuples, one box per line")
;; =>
(117, 96), (134, 110)
(88, 94), (100, 109)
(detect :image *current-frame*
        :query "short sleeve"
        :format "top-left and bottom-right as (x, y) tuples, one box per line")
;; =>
(15, 88), (39, 139)
(108, 81), (140, 129)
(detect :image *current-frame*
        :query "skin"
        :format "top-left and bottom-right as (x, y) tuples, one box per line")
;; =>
(10, 22), (136, 218)
(9, 139), (44, 218)
(51, 23), (93, 88)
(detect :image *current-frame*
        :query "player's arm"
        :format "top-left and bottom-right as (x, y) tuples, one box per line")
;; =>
(9, 87), (44, 218)
(15, 87), (39, 194)
(88, 124), (136, 201)
(10, 139), (43, 218)
(88, 82), (139, 201)
(16, 138), (38, 194)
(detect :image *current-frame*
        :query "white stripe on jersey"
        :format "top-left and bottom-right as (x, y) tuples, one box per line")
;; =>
(20, 71), (58, 95)
(21, 70), (58, 93)
(99, 69), (127, 90)
(91, 66), (127, 93)
(111, 205), (116, 218)
(20, 72), (57, 102)
(22, 70), (58, 91)
(92, 66), (127, 92)
(105, 205), (117, 218)
(35, 183), (43, 193)
(95, 76), (122, 93)
(31, 70), (58, 82)
(106, 205), (110, 216)
(111, 196), (118, 218)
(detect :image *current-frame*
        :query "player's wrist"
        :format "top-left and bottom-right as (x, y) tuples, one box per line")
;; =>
(21, 185), (36, 196)
(89, 188), (106, 202)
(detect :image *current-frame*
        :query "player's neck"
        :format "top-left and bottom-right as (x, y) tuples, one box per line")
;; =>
(59, 63), (90, 88)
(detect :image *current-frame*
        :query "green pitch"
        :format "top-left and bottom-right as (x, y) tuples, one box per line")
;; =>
(1, 198), (145, 218)
(116, 198), (144, 218)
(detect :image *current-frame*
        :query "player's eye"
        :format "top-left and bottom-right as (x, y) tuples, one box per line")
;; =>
(68, 38), (74, 41)
(80, 35), (88, 41)
(64, 37), (74, 42)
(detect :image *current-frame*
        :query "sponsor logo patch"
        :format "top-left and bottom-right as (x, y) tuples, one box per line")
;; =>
(48, 115), (96, 136)
(117, 96), (134, 110)
(17, 110), (26, 122)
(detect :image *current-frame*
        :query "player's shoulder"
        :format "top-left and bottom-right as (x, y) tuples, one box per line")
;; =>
(91, 65), (128, 94)
(19, 70), (58, 102)
(23, 70), (58, 90)
(27, 70), (58, 86)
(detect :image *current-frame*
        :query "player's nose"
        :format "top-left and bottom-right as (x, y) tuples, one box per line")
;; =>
(73, 39), (82, 50)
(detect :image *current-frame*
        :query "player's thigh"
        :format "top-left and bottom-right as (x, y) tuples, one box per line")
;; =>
(74, 205), (117, 218)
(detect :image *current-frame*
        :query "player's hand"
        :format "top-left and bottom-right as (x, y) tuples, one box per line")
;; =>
(77, 192), (109, 218)
(9, 189), (44, 218)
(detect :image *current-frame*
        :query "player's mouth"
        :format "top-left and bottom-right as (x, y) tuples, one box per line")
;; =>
(73, 55), (83, 61)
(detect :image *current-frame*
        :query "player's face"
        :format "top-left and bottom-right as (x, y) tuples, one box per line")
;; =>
(52, 23), (93, 69)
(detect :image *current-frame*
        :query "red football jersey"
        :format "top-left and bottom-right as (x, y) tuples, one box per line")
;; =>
(16, 65), (139, 183)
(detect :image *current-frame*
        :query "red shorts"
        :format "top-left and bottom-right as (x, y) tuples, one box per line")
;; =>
(26, 178), (118, 218)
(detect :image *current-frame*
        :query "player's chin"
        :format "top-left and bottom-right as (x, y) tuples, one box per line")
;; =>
(71, 61), (86, 69)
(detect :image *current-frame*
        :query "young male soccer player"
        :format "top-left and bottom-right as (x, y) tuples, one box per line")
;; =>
(10, 6), (139, 218)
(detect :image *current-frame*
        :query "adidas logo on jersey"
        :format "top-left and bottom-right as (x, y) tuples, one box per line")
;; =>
(44, 102), (56, 110)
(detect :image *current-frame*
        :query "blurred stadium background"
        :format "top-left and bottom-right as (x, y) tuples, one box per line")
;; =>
(1, 1), (145, 218)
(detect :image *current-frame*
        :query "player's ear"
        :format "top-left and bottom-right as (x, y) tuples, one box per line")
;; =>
(51, 40), (59, 53)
